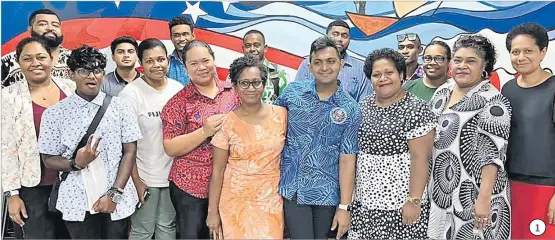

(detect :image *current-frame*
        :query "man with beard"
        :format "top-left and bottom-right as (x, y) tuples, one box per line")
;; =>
(1, 9), (70, 88)
(397, 33), (425, 84)
(102, 36), (141, 96)
(403, 41), (451, 101)
(167, 16), (195, 86)
(294, 19), (372, 102)
(226, 30), (290, 103)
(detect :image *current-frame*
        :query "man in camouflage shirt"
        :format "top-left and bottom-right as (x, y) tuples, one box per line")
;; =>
(227, 29), (290, 103)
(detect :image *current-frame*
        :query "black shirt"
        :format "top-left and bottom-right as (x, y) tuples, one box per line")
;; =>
(502, 76), (555, 185)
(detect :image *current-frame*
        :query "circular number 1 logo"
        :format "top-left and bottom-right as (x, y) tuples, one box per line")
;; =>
(530, 219), (546, 236)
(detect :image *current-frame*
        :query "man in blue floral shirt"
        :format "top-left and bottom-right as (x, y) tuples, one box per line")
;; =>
(167, 16), (195, 85)
(275, 36), (361, 240)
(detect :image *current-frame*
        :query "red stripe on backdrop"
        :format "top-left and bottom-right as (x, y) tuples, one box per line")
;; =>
(1, 18), (304, 70)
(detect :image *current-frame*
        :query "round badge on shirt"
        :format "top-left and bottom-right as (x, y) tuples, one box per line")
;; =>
(330, 107), (348, 124)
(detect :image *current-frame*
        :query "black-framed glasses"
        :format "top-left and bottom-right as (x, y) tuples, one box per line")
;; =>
(397, 33), (418, 42)
(423, 55), (447, 64)
(237, 79), (264, 89)
(76, 68), (105, 78)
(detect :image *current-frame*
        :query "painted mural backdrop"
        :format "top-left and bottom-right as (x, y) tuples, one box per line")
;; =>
(2, 1), (555, 89)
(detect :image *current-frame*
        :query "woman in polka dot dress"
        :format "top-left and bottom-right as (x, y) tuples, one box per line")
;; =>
(348, 48), (436, 239)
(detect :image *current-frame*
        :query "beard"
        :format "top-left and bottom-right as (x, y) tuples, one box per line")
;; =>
(31, 31), (64, 48)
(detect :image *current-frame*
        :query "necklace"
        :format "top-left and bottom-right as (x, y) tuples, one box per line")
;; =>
(29, 80), (53, 100)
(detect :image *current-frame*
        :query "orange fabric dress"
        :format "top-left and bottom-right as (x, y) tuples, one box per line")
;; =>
(211, 105), (287, 239)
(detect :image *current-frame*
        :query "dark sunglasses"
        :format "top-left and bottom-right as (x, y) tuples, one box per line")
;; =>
(423, 55), (447, 64)
(397, 33), (418, 42)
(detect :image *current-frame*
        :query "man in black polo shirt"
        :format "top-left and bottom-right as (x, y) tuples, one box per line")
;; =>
(102, 36), (141, 96)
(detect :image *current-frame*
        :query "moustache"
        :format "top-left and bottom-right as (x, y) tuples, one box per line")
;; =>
(43, 31), (58, 37)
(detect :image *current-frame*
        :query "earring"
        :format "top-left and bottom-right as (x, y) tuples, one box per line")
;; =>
(482, 71), (488, 79)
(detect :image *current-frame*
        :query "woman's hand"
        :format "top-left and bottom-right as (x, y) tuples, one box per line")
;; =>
(401, 201), (421, 225)
(474, 195), (491, 229)
(206, 211), (223, 239)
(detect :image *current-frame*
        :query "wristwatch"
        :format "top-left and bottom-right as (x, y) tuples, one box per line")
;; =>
(107, 189), (123, 204)
(407, 196), (422, 206)
(338, 204), (350, 212)
(70, 159), (83, 171)
(4, 190), (19, 198)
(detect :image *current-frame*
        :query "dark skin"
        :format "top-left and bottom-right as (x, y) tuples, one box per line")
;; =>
(42, 123), (138, 213)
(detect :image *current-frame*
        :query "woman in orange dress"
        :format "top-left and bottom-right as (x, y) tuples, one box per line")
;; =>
(206, 55), (286, 239)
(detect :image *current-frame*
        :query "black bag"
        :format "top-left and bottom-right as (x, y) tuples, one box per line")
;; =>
(48, 95), (112, 212)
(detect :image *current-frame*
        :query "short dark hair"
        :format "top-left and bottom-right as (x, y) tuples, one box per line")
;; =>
(181, 40), (215, 63)
(28, 9), (60, 26)
(309, 36), (340, 62)
(67, 45), (107, 71)
(363, 48), (407, 79)
(326, 19), (350, 34)
(15, 37), (52, 61)
(137, 38), (168, 62)
(169, 16), (194, 33)
(243, 30), (265, 44)
(506, 22), (549, 51)
(424, 40), (452, 62)
(453, 34), (497, 76)
(110, 36), (139, 54)
(228, 55), (268, 85)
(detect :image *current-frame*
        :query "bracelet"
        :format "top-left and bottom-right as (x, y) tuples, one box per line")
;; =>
(70, 159), (83, 171)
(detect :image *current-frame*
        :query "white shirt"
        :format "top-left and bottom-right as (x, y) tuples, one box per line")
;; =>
(118, 77), (184, 187)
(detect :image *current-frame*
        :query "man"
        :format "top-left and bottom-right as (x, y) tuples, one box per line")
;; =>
(167, 16), (195, 85)
(227, 29), (290, 103)
(2, 9), (70, 88)
(275, 36), (360, 239)
(294, 19), (372, 102)
(403, 40), (451, 101)
(397, 33), (425, 84)
(102, 36), (141, 96)
(37, 45), (143, 239)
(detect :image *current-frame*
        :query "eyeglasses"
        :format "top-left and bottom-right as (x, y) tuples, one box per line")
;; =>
(76, 68), (105, 78)
(397, 33), (418, 42)
(237, 79), (264, 89)
(423, 55), (447, 64)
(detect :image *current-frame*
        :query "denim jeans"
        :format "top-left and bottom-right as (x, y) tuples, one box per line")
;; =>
(12, 185), (69, 239)
(65, 212), (128, 239)
(130, 187), (176, 239)
(169, 182), (209, 239)
(283, 196), (337, 239)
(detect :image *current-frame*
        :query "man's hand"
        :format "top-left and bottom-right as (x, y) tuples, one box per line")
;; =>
(93, 195), (117, 213)
(548, 195), (555, 225)
(135, 180), (148, 204)
(202, 114), (226, 137)
(74, 135), (101, 168)
(8, 195), (27, 227)
(331, 208), (350, 239)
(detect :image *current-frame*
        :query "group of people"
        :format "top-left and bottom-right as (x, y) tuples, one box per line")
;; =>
(2, 7), (555, 240)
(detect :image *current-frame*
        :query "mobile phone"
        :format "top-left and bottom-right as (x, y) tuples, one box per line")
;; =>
(136, 190), (150, 209)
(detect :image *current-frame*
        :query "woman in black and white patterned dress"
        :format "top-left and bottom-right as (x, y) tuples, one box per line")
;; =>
(348, 48), (436, 239)
(427, 35), (511, 240)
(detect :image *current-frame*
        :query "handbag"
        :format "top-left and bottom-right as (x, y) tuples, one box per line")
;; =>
(48, 95), (112, 212)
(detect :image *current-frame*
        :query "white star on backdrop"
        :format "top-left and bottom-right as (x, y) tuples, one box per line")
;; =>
(182, 1), (207, 23)
(114, 1), (120, 8)
(222, 2), (233, 13)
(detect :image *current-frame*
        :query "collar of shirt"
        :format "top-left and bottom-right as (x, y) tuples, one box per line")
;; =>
(408, 64), (425, 81)
(442, 78), (490, 99)
(169, 49), (182, 63)
(302, 80), (346, 105)
(114, 69), (141, 84)
(182, 77), (232, 98)
(263, 58), (276, 71)
(70, 91), (106, 108)
(342, 52), (355, 68)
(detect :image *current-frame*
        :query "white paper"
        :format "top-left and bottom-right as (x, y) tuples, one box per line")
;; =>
(81, 137), (108, 214)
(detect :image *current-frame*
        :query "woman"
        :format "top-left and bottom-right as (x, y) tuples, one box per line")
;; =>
(348, 48), (436, 239)
(119, 38), (183, 239)
(161, 40), (241, 239)
(2, 37), (75, 239)
(427, 35), (512, 239)
(206, 55), (286, 239)
(502, 23), (554, 239)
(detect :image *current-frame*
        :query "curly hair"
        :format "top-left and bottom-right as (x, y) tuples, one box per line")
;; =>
(169, 16), (194, 33)
(506, 23), (549, 51)
(363, 48), (406, 79)
(15, 37), (52, 61)
(181, 40), (215, 63)
(453, 34), (497, 76)
(228, 55), (268, 85)
(67, 45), (107, 71)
